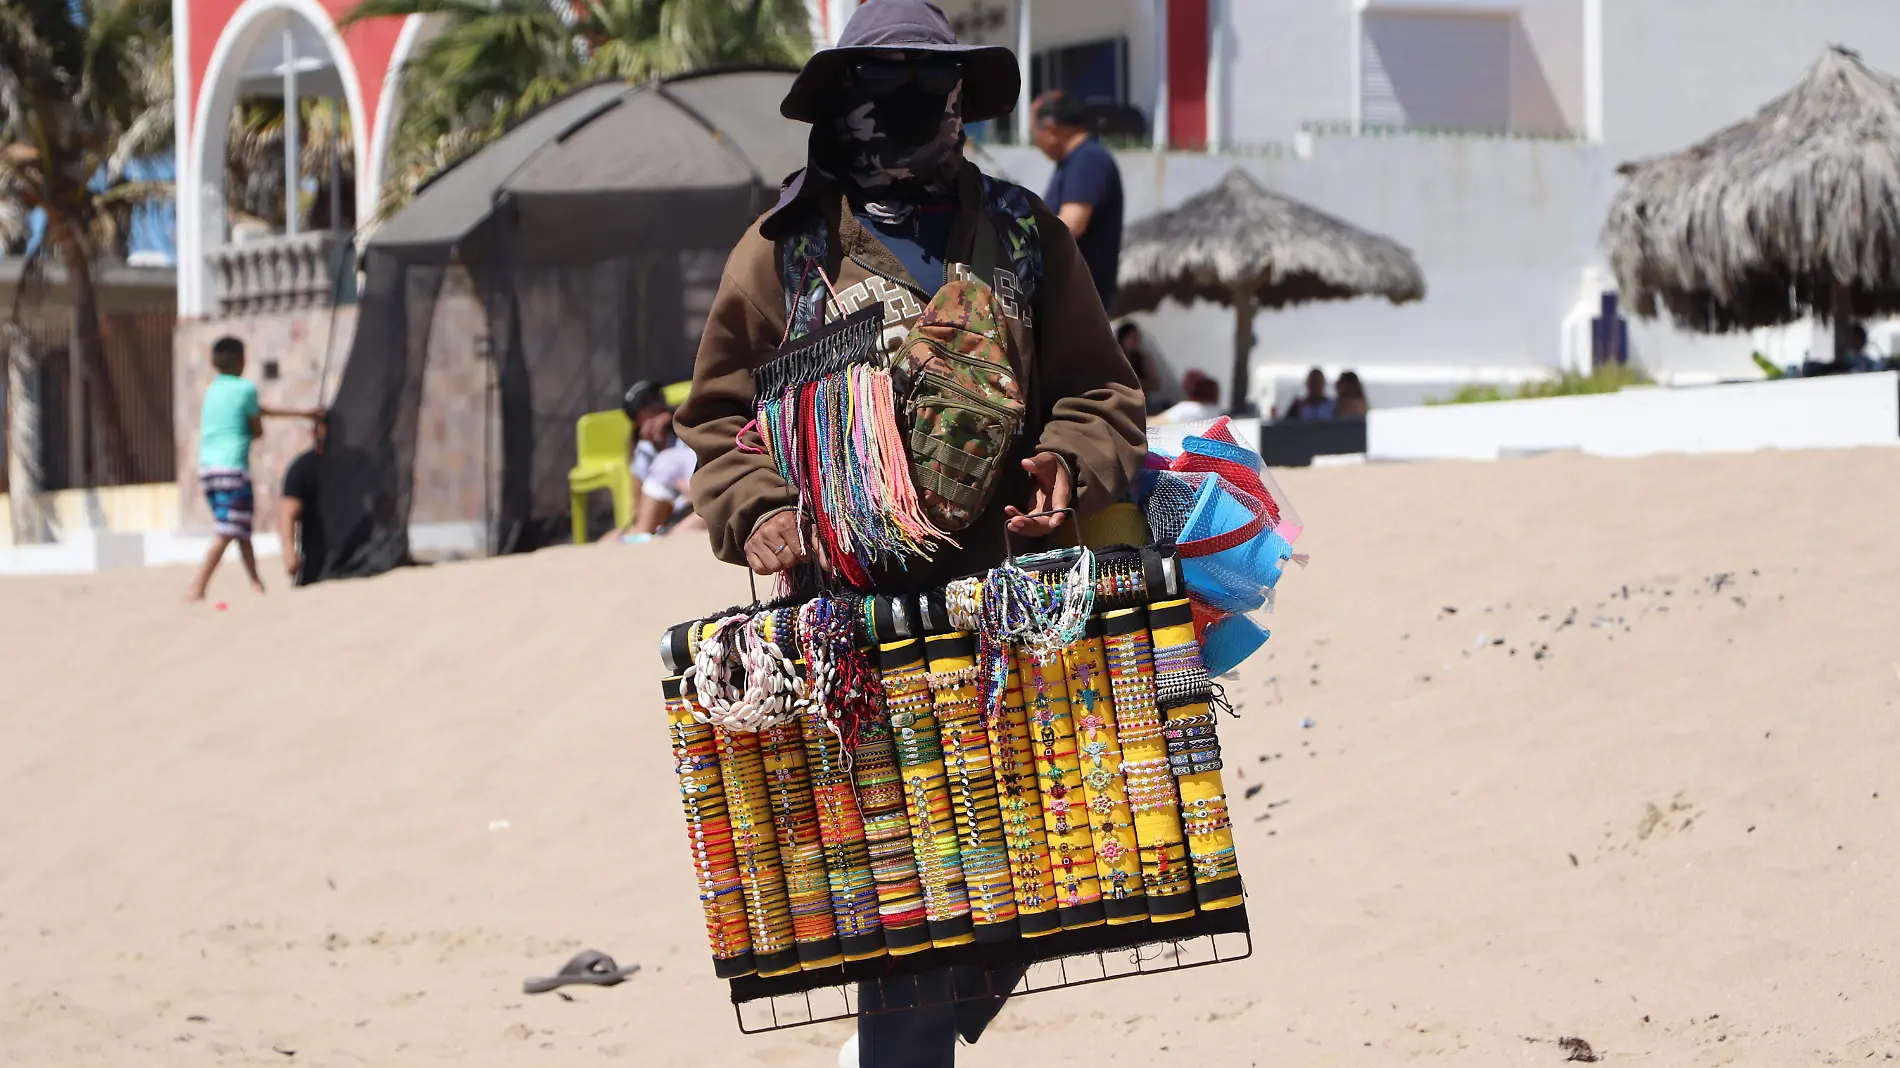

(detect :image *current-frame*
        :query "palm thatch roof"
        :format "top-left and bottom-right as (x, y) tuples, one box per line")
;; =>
(1115, 168), (1426, 316)
(1605, 46), (1900, 333)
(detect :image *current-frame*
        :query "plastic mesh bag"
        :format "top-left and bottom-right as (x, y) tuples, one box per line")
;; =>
(1140, 416), (1306, 675)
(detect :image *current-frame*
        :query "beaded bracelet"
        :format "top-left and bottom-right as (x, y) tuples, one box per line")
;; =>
(1183, 814), (1234, 836)
(1155, 670), (1215, 712)
(1171, 754), (1226, 775)
(1092, 559), (1145, 606)
(927, 665), (983, 690)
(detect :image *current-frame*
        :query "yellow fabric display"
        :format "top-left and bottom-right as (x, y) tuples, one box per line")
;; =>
(989, 652), (1059, 937)
(876, 598), (974, 949)
(796, 701), (885, 961)
(757, 715), (844, 971)
(1101, 606), (1195, 922)
(1148, 597), (1243, 910)
(923, 627), (1018, 942)
(664, 671), (756, 977)
(848, 692), (933, 956)
(714, 721), (802, 976)
(752, 612), (845, 970)
(1060, 622), (1147, 924)
(1019, 647), (1105, 930)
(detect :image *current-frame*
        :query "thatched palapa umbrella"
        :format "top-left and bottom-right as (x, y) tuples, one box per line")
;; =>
(1605, 46), (1900, 338)
(1116, 168), (1426, 413)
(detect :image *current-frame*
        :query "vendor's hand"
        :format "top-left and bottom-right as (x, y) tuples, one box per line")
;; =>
(745, 511), (807, 576)
(284, 551), (301, 577)
(1005, 452), (1073, 537)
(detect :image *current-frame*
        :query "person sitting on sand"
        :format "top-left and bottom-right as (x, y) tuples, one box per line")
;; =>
(599, 380), (701, 543)
(187, 336), (323, 601)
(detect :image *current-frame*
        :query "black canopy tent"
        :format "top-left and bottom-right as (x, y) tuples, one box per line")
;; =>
(317, 68), (805, 578)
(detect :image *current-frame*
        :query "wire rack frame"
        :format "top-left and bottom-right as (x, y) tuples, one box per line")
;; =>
(732, 928), (1253, 1034)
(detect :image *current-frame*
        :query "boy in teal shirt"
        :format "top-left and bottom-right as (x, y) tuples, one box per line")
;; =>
(186, 336), (323, 601)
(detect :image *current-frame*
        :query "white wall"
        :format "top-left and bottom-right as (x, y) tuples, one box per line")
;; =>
(1227, 0), (1356, 144)
(989, 131), (1608, 410)
(1514, 0), (1585, 132)
(1367, 372), (1900, 461)
(1599, 0), (1900, 165)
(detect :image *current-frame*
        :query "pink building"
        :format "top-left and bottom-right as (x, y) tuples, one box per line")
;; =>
(171, 0), (426, 318)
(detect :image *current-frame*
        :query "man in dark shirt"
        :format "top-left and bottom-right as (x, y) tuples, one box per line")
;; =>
(1034, 90), (1125, 312)
(279, 414), (326, 586)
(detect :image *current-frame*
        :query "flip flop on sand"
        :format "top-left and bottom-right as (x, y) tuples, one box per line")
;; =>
(523, 950), (640, 995)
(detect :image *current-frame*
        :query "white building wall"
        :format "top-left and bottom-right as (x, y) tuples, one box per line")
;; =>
(1362, 1), (1581, 136)
(1225, 0), (1356, 144)
(1599, 0), (1900, 164)
(988, 132), (1606, 411)
(1514, 0), (1585, 133)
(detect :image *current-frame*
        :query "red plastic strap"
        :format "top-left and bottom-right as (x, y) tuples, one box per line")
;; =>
(1170, 454), (1279, 526)
(1177, 511), (1268, 558)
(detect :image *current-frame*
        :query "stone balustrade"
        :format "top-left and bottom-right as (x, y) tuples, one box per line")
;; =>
(206, 231), (352, 317)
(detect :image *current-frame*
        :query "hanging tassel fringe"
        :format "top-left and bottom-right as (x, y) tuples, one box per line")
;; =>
(755, 307), (954, 579)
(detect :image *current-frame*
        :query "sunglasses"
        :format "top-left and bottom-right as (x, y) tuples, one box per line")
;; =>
(851, 58), (962, 98)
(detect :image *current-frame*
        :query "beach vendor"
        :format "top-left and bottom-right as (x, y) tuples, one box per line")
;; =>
(674, 0), (1146, 1062)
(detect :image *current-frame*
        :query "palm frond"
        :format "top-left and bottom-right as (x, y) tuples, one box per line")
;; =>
(338, 0), (506, 28)
(92, 178), (172, 206)
(355, 0), (810, 204)
(0, 197), (28, 252)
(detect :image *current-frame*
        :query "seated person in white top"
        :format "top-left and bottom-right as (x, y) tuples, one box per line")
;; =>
(599, 380), (703, 542)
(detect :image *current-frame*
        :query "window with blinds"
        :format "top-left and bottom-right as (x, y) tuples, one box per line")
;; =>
(1360, 10), (1513, 133)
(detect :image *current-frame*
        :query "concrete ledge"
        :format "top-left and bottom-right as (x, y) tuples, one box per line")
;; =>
(0, 531), (170, 576)
(410, 522), (485, 559)
(1368, 373), (1900, 461)
(1, 522), (483, 576)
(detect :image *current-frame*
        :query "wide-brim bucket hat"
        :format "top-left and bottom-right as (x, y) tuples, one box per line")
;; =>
(782, 0), (1021, 124)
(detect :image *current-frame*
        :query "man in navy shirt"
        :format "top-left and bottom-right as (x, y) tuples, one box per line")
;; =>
(1034, 90), (1124, 312)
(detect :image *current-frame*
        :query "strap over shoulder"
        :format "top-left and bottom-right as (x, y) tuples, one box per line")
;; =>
(977, 175), (1043, 309)
(779, 204), (834, 343)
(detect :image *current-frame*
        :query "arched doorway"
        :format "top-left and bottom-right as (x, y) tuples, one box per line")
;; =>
(183, 0), (373, 317)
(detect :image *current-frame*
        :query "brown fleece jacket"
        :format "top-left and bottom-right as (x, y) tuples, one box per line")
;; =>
(676, 160), (1146, 594)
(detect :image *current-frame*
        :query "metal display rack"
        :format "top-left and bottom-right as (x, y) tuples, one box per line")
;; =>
(731, 900), (1252, 1034)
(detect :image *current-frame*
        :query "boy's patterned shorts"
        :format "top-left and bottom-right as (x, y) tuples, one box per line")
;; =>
(200, 468), (255, 539)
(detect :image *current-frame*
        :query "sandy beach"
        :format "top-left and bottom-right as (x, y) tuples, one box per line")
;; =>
(3, 447), (1897, 1066)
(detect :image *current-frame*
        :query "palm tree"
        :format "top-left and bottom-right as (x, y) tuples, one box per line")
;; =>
(226, 98), (356, 233)
(340, 0), (809, 214)
(0, 0), (173, 542)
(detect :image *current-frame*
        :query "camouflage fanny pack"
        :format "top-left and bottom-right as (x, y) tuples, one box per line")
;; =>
(780, 176), (1043, 534)
(890, 229), (1024, 532)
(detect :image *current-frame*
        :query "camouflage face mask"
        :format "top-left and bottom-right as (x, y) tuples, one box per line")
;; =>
(829, 78), (966, 223)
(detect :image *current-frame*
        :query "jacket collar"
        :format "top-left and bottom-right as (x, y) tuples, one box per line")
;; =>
(762, 159), (984, 294)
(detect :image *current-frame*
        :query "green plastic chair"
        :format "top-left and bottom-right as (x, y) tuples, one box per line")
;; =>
(569, 409), (634, 544)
